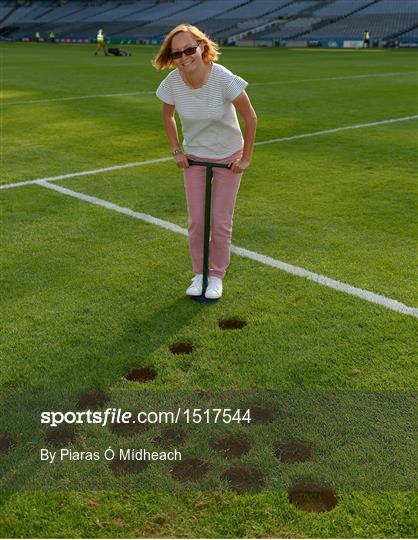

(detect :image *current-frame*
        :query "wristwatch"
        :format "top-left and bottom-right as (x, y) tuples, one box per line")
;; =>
(172, 148), (183, 156)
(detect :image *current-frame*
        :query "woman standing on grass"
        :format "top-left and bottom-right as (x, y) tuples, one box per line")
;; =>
(153, 24), (257, 299)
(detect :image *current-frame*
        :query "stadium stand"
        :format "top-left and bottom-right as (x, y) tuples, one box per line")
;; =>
(303, 0), (418, 41)
(210, 0), (296, 40)
(312, 0), (376, 17)
(361, 0), (418, 14)
(1, 0), (418, 46)
(397, 26), (418, 38)
(247, 2), (324, 43)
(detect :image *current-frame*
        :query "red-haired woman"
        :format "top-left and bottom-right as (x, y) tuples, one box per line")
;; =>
(153, 25), (257, 299)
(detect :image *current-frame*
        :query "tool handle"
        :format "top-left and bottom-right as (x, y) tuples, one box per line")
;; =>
(188, 159), (232, 169)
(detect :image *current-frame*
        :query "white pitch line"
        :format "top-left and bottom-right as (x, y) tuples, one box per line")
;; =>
(39, 181), (189, 237)
(2, 115), (417, 191)
(37, 180), (418, 319)
(255, 115), (418, 146)
(251, 71), (418, 86)
(3, 90), (155, 106)
(230, 246), (418, 318)
(4, 71), (416, 106)
(0, 156), (172, 190)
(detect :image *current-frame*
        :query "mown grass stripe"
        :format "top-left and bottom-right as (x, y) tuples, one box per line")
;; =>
(38, 180), (418, 319)
(2, 115), (417, 190)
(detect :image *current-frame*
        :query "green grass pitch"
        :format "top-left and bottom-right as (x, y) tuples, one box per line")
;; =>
(1, 41), (417, 537)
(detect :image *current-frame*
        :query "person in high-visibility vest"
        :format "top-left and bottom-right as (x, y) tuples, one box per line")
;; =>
(49, 31), (55, 43)
(35, 31), (41, 42)
(95, 28), (109, 56)
(363, 30), (371, 48)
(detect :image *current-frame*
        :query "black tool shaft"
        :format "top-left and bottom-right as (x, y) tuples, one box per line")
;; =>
(202, 166), (212, 295)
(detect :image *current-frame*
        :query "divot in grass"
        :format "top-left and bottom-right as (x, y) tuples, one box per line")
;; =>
(288, 480), (339, 512)
(169, 342), (196, 355)
(154, 426), (187, 448)
(274, 441), (313, 464)
(247, 405), (278, 424)
(220, 464), (265, 493)
(109, 416), (148, 437)
(170, 458), (209, 483)
(125, 366), (157, 383)
(75, 389), (111, 410)
(109, 456), (149, 476)
(211, 434), (251, 458)
(218, 318), (247, 330)
(44, 425), (77, 446)
(0, 433), (17, 452)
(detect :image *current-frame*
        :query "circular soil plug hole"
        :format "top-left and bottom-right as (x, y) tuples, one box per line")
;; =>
(169, 342), (196, 355)
(44, 425), (77, 447)
(109, 457), (149, 476)
(170, 458), (209, 483)
(220, 464), (265, 493)
(274, 441), (313, 464)
(218, 317), (247, 330)
(125, 366), (157, 383)
(211, 434), (251, 458)
(247, 405), (278, 424)
(0, 433), (17, 453)
(109, 416), (148, 437)
(218, 318), (247, 330)
(288, 480), (338, 512)
(76, 389), (111, 410)
(154, 426), (187, 448)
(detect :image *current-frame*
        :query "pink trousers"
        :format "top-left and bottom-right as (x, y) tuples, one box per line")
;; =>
(184, 150), (243, 279)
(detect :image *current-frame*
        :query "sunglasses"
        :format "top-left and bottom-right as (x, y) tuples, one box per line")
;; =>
(170, 45), (199, 60)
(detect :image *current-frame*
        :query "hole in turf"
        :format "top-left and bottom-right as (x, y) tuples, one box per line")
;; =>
(211, 434), (251, 458)
(218, 318), (247, 330)
(288, 480), (338, 512)
(170, 458), (209, 483)
(44, 425), (77, 447)
(109, 457), (149, 476)
(125, 366), (157, 383)
(109, 416), (148, 437)
(154, 426), (187, 448)
(169, 342), (196, 355)
(0, 433), (17, 453)
(247, 405), (278, 424)
(220, 464), (265, 493)
(274, 441), (313, 464)
(76, 389), (111, 410)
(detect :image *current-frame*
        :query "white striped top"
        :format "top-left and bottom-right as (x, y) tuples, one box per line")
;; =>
(156, 63), (248, 159)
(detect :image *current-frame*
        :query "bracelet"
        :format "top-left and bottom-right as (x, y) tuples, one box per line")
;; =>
(172, 148), (183, 156)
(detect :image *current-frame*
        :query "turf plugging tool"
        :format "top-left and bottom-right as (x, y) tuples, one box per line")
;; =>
(187, 159), (232, 303)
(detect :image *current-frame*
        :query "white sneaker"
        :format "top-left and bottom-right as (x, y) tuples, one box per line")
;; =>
(205, 277), (223, 299)
(186, 274), (203, 296)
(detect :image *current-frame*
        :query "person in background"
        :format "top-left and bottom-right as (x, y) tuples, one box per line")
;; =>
(363, 30), (371, 48)
(153, 24), (257, 300)
(95, 28), (109, 56)
(49, 31), (55, 43)
(35, 31), (41, 42)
